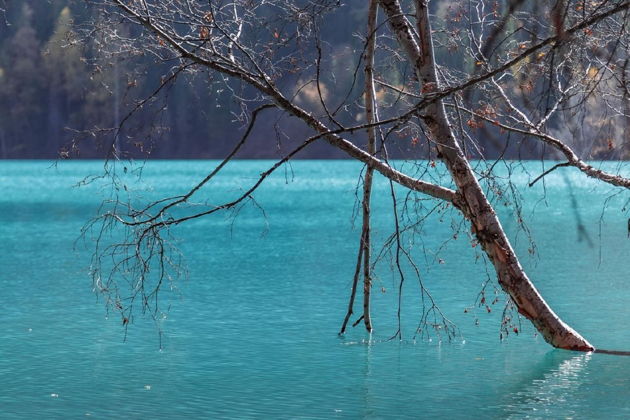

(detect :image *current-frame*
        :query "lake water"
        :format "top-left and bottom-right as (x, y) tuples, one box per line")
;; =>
(1, 160), (630, 419)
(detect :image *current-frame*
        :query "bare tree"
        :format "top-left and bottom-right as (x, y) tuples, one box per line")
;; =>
(83, 0), (630, 351)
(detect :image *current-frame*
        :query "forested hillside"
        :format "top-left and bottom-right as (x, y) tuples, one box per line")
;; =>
(0, 1), (366, 158)
(0, 1), (624, 159)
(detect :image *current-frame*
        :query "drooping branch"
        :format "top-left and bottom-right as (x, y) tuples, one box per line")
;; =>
(119, 104), (276, 227)
(529, 162), (571, 187)
(450, 104), (630, 189)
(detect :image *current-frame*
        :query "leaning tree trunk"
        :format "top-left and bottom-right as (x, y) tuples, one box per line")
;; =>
(379, 0), (593, 351)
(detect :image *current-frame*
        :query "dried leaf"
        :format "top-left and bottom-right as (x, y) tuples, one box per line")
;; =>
(200, 26), (210, 40)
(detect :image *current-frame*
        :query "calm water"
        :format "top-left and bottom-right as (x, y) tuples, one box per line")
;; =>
(1, 160), (630, 419)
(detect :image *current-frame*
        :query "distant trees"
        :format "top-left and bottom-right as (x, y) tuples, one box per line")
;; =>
(0, 4), (46, 157)
(0, 3), (107, 158)
(43, 6), (85, 150)
(0, 1), (377, 158)
(0, 1), (243, 157)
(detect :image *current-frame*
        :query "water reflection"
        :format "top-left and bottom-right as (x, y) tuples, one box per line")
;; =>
(361, 335), (375, 419)
(503, 351), (591, 419)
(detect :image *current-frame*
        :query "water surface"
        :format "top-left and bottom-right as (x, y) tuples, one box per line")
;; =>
(1, 160), (630, 419)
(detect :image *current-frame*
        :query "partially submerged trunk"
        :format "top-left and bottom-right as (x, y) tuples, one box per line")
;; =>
(340, 0), (378, 335)
(379, 0), (594, 351)
(360, 0), (379, 334)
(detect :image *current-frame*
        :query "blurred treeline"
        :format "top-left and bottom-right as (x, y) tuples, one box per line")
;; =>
(0, 1), (376, 159)
(0, 2), (238, 158)
(0, 2), (99, 158)
(1, 1), (613, 160)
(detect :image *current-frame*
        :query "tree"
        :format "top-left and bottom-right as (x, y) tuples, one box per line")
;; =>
(43, 7), (91, 152)
(85, 0), (630, 352)
(0, 4), (46, 156)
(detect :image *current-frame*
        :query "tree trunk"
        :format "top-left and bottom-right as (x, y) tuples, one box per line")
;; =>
(379, 0), (593, 351)
(360, 0), (379, 333)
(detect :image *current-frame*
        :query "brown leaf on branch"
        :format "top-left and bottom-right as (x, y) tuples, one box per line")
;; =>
(200, 26), (210, 40)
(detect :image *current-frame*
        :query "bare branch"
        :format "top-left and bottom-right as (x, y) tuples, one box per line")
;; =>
(450, 103), (630, 189)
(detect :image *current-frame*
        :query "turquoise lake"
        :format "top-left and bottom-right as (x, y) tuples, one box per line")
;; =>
(2, 160), (630, 419)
